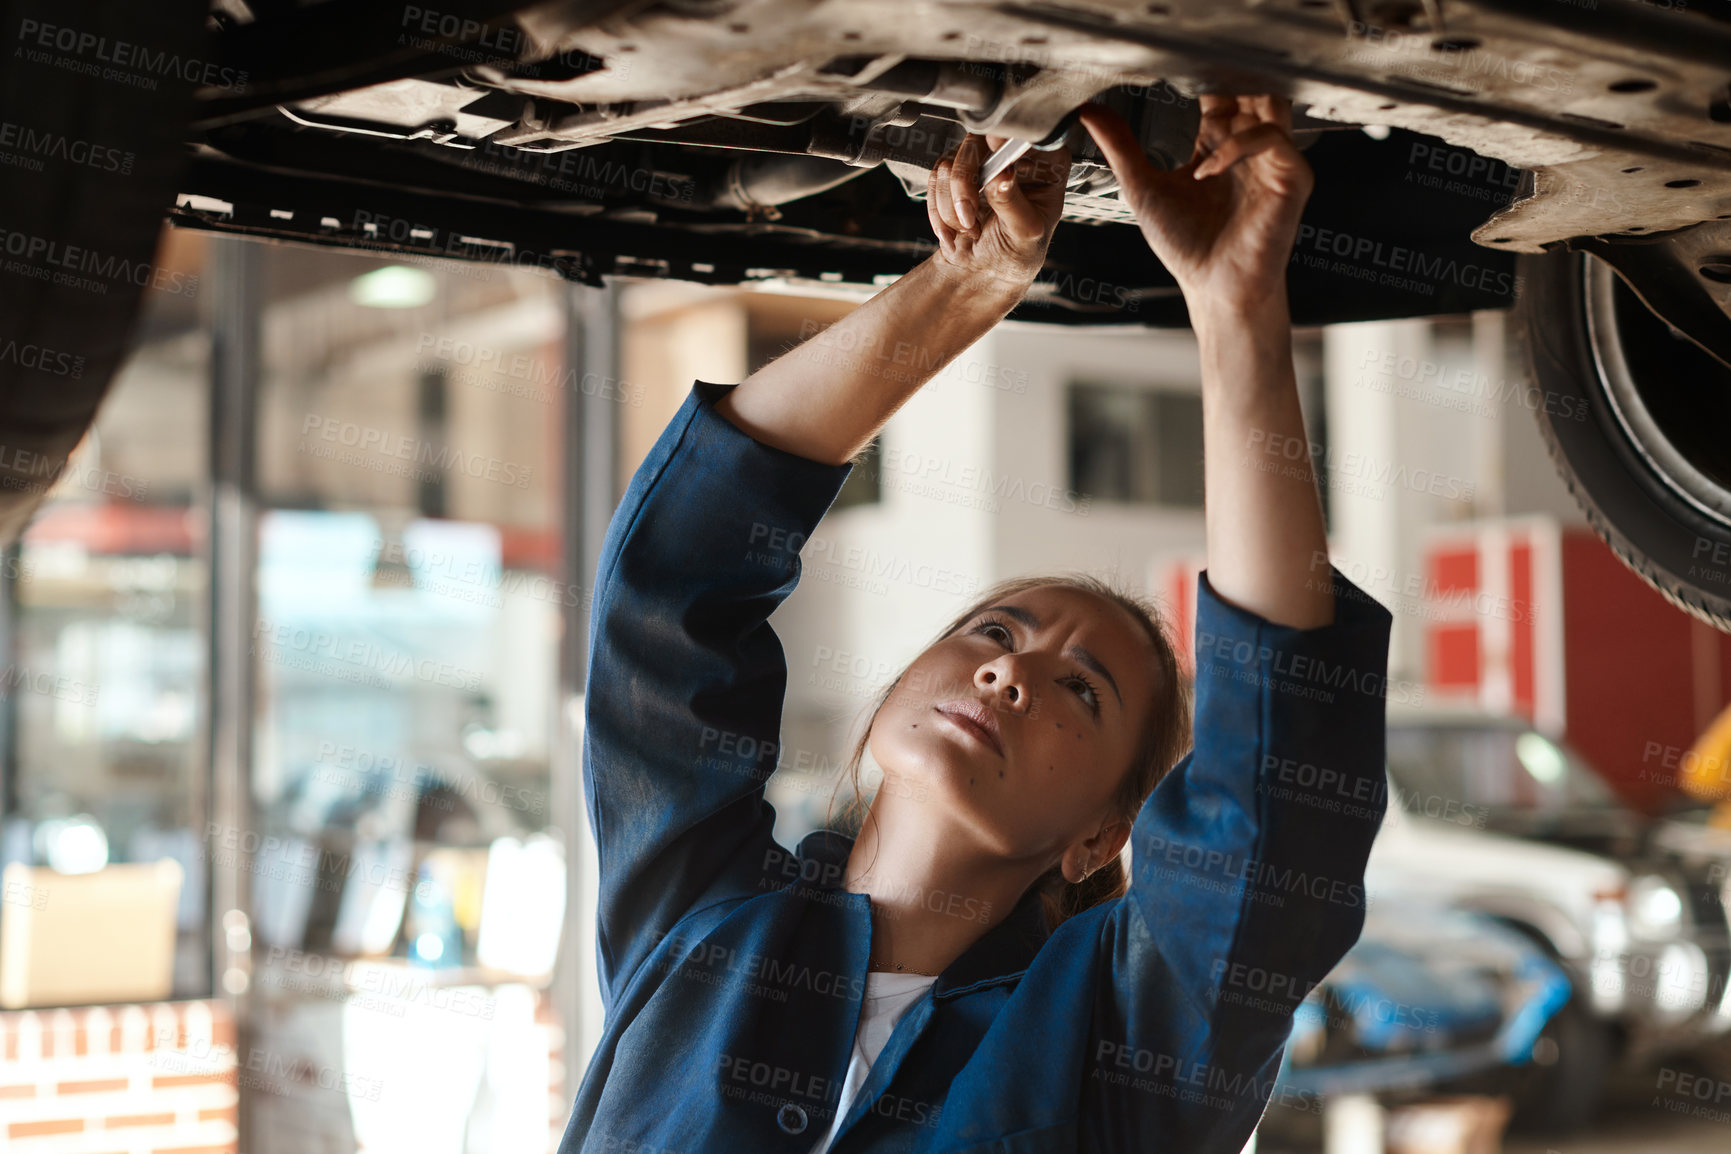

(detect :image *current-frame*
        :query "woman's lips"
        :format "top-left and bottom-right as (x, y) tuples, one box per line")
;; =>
(934, 701), (1004, 757)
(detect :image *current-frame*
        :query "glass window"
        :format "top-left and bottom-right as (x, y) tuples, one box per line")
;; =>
(1386, 724), (1622, 816)
(1067, 382), (1204, 507)
(248, 250), (563, 967)
(242, 248), (571, 1152)
(1, 226), (211, 1004)
(745, 294), (880, 510)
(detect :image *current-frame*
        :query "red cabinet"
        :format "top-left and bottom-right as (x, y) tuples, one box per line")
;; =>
(1422, 520), (1731, 814)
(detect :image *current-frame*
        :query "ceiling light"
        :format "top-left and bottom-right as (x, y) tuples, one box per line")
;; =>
(349, 265), (437, 308)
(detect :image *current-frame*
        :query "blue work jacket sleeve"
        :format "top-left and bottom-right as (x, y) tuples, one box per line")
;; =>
(583, 381), (853, 1007)
(1123, 567), (1395, 1079)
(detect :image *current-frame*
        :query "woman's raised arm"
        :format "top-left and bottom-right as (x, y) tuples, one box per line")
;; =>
(1082, 95), (1330, 629)
(1075, 96), (1394, 1147)
(716, 132), (1071, 464)
(582, 133), (1072, 1005)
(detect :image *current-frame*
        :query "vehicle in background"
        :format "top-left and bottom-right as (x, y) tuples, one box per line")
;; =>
(1387, 709), (1658, 856)
(1255, 902), (1569, 1146)
(1385, 711), (1731, 1003)
(1368, 731), (1731, 1133)
(1389, 709), (1731, 866)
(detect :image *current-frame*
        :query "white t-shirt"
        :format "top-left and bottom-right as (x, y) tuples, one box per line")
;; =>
(807, 971), (937, 1154)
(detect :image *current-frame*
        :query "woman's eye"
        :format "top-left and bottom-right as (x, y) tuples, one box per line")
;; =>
(1067, 677), (1099, 710)
(975, 621), (1011, 645)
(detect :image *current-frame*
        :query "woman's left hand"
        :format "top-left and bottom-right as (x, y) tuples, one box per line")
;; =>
(927, 132), (1071, 291)
(1081, 94), (1312, 314)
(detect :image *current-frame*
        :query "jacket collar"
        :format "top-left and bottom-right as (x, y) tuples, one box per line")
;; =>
(794, 830), (1052, 997)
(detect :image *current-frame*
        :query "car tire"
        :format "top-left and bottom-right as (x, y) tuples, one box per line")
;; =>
(1516, 249), (1731, 632)
(0, 0), (206, 542)
(1508, 988), (1614, 1135)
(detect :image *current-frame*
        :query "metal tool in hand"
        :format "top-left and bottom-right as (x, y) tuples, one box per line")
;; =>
(976, 108), (1084, 191)
(978, 138), (1034, 190)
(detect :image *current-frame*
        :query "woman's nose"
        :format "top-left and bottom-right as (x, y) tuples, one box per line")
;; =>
(976, 661), (1030, 710)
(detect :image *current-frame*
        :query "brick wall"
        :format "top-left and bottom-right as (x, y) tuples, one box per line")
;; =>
(0, 999), (237, 1153)
(1, 991), (567, 1154)
(543, 990), (567, 1153)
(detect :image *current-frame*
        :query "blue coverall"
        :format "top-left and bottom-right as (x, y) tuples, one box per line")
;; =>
(557, 381), (1394, 1153)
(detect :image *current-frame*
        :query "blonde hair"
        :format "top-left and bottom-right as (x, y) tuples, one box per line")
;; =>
(827, 574), (1193, 934)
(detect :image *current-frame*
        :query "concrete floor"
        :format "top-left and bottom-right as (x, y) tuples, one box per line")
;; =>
(1503, 1115), (1727, 1154)
(1261, 1062), (1731, 1153)
(1501, 1066), (1731, 1154)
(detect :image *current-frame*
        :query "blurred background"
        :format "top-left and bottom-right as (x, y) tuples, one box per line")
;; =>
(0, 227), (1728, 1154)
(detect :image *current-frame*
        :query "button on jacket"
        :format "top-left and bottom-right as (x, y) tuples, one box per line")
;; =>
(558, 382), (1395, 1154)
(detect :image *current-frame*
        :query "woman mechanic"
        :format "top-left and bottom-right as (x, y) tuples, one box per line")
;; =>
(557, 93), (1394, 1154)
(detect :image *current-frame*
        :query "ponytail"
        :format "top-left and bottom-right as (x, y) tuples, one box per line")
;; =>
(1033, 854), (1130, 935)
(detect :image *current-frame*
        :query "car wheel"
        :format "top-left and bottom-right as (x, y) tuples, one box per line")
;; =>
(1517, 249), (1731, 631)
(0, 0), (206, 542)
(1508, 988), (1614, 1135)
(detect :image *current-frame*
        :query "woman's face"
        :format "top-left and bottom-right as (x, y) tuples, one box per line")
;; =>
(868, 585), (1160, 869)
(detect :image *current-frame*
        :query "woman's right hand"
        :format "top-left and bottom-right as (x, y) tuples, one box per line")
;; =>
(1078, 94), (1313, 315)
(926, 131), (1071, 294)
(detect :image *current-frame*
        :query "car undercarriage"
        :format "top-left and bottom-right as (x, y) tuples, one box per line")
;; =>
(9, 0), (1731, 624)
(169, 2), (1730, 328)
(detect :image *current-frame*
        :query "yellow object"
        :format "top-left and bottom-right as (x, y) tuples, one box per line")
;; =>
(1680, 701), (1731, 829)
